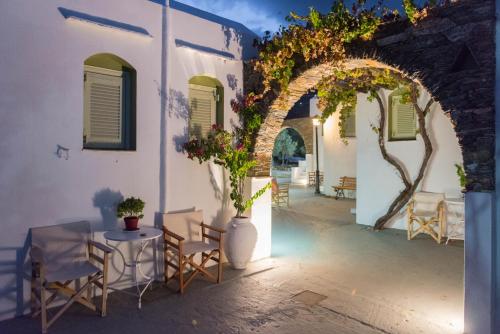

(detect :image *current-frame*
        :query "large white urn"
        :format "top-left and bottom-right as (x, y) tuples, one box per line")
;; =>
(225, 216), (257, 269)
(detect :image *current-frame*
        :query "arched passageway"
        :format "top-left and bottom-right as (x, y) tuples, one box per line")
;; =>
(249, 0), (494, 192)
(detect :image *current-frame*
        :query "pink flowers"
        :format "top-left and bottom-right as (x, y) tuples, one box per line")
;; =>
(236, 142), (244, 151)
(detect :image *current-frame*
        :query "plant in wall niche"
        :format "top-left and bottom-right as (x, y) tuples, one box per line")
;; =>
(454, 163), (466, 191)
(116, 197), (145, 231)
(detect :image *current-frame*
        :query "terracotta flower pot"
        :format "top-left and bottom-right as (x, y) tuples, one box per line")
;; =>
(124, 216), (139, 230)
(225, 216), (257, 269)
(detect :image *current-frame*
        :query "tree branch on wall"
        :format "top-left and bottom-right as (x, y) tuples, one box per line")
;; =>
(317, 69), (435, 230)
(373, 85), (434, 230)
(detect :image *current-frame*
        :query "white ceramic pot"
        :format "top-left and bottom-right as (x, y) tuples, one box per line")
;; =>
(225, 216), (257, 269)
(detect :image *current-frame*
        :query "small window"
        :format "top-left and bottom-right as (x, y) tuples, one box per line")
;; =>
(389, 90), (416, 141)
(83, 54), (135, 150)
(189, 84), (217, 138)
(343, 111), (356, 138)
(188, 76), (224, 139)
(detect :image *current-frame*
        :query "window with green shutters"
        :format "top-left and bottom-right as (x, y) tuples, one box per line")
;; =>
(343, 111), (356, 138)
(189, 84), (219, 139)
(389, 90), (416, 141)
(83, 55), (135, 150)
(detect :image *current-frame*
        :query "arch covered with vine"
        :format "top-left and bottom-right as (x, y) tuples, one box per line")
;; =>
(244, 0), (494, 196)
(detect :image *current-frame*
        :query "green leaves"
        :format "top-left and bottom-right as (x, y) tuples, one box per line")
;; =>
(116, 197), (145, 219)
(317, 68), (410, 142)
(403, 0), (418, 23)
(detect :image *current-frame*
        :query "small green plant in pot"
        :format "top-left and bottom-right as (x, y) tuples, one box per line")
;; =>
(116, 197), (145, 231)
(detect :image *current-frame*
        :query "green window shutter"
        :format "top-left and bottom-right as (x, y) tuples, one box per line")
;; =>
(344, 111), (356, 138)
(84, 70), (123, 147)
(215, 87), (224, 128)
(389, 93), (416, 141)
(189, 84), (217, 138)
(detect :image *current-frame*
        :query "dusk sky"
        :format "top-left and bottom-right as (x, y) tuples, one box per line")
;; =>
(176, 0), (427, 36)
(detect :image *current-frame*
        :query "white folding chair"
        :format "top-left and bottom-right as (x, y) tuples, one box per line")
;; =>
(30, 221), (112, 333)
(407, 192), (445, 244)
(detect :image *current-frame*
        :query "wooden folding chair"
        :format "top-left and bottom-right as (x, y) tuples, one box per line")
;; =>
(162, 210), (225, 294)
(407, 192), (446, 244)
(272, 178), (290, 207)
(30, 221), (112, 333)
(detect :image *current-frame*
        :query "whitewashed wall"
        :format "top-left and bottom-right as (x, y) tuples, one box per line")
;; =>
(357, 89), (463, 229)
(311, 96), (357, 198)
(165, 3), (255, 229)
(0, 0), (257, 321)
(318, 89), (463, 229)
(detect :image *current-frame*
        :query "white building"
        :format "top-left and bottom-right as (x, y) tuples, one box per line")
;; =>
(310, 88), (463, 230)
(0, 0), (259, 320)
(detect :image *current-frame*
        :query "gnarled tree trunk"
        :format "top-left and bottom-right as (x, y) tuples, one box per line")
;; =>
(373, 87), (434, 230)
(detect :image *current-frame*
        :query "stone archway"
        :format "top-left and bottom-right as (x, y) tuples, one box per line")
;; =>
(281, 119), (313, 155)
(250, 0), (495, 192)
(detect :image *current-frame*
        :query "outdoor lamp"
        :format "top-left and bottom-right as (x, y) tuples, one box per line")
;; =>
(312, 116), (321, 195)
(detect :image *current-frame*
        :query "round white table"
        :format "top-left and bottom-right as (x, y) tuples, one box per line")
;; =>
(103, 226), (162, 309)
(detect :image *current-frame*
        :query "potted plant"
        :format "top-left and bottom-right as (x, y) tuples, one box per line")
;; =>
(116, 197), (145, 231)
(183, 95), (270, 269)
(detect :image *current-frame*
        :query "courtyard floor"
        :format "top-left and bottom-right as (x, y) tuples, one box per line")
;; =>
(0, 186), (464, 334)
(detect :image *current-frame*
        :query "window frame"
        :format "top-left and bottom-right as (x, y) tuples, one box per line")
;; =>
(388, 90), (417, 142)
(343, 110), (356, 138)
(83, 65), (134, 151)
(188, 83), (218, 139)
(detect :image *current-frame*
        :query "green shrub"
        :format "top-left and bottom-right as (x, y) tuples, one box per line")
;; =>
(116, 197), (145, 219)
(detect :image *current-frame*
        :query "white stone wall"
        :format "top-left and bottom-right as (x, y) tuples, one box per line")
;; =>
(0, 0), (258, 320)
(319, 88), (463, 229)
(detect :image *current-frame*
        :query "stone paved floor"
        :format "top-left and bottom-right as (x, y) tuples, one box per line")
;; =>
(0, 186), (464, 334)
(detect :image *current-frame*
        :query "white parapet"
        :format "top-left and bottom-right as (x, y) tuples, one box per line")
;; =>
(245, 177), (272, 262)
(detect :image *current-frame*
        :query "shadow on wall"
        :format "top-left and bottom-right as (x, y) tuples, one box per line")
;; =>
(169, 89), (190, 153)
(226, 74), (238, 91)
(93, 188), (123, 231)
(0, 233), (31, 319)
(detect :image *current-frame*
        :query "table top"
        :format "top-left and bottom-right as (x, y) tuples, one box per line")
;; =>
(104, 226), (163, 242)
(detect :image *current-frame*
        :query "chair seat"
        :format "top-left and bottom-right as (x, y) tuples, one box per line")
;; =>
(183, 241), (217, 255)
(412, 210), (438, 218)
(45, 261), (101, 283)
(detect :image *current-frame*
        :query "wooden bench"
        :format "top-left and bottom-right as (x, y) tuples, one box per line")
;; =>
(332, 177), (356, 200)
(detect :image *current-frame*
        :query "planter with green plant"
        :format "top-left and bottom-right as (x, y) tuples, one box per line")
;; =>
(116, 197), (145, 231)
(183, 95), (270, 269)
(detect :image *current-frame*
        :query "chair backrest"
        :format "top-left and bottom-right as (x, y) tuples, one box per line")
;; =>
(412, 192), (445, 216)
(163, 210), (203, 242)
(271, 178), (279, 194)
(31, 221), (90, 268)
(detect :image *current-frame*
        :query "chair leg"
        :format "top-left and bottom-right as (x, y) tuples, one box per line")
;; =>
(31, 264), (37, 316)
(164, 251), (169, 284)
(101, 255), (109, 317)
(407, 219), (412, 240)
(179, 254), (185, 294)
(40, 283), (47, 334)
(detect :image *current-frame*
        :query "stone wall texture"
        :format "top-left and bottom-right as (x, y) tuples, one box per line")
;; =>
(249, 0), (495, 192)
